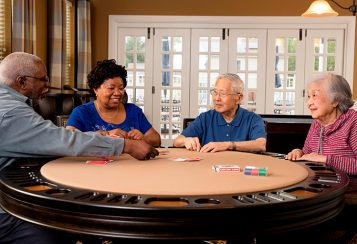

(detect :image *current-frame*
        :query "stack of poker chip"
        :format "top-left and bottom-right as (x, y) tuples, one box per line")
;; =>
(244, 166), (268, 176)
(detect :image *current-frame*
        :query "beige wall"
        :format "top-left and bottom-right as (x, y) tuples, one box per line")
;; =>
(90, 0), (357, 99)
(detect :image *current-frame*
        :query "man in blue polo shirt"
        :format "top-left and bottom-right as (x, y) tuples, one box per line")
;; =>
(173, 73), (266, 153)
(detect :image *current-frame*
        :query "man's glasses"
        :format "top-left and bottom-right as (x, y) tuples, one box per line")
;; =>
(210, 89), (240, 98)
(23, 75), (50, 83)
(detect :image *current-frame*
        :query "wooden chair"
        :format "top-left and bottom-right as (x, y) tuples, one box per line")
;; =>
(183, 118), (195, 129)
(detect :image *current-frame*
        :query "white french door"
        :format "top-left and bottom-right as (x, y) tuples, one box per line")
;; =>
(109, 16), (354, 146)
(152, 29), (191, 147)
(228, 29), (267, 114)
(189, 29), (228, 117)
(114, 28), (154, 120)
(266, 29), (306, 115)
(304, 29), (344, 114)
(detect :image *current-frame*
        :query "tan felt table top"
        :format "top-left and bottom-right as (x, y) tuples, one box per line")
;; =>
(41, 148), (308, 196)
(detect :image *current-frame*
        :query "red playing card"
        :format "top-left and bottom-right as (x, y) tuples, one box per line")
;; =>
(86, 160), (109, 165)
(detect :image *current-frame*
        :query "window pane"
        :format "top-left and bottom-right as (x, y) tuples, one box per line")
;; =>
(173, 54), (182, 69)
(287, 38), (297, 53)
(286, 74), (296, 89)
(275, 74), (283, 89)
(238, 73), (246, 83)
(247, 91), (256, 105)
(126, 88), (134, 103)
(137, 54), (145, 69)
(275, 38), (285, 53)
(274, 92), (283, 106)
(314, 38), (324, 54)
(314, 56), (324, 72)
(210, 72), (219, 87)
(327, 39), (336, 53)
(286, 92), (295, 106)
(136, 37), (145, 51)
(288, 56), (296, 71)
(276, 56), (284, 72)
(199, 37), (209, 52)
(162, 37), (170, 51)
(199, 55), (208, 70)
(199, 72), (208, 88)
(160, 124), (170, 139)
(248, 38), (258, 53)
(236, 57), (246, 71)
(247, 73), (257, 89)
(237, 37), (247, 53)
(327, 56), (335, 71)
(248, 57), (257, 71)
(173, 72), (182, 87)
(161, 114), (169, 122)
(162, 71), (170, 86)
(135, 88), (144, 103)
(172, 123), (181, 137)
(210, 55), (219, 70)
(125, 53), (134, 69)
(198, 90), (208, 105)
(135, 71), (145, 86)
(172, 90), (181, 104)
(173, 37), (182, 52)
(161, 89), (170, 104)
(172, 113), (180, 123)
(127, 71), (134, 86)
(162, 54), (170, 69)
(125, 36), (135, 51)
(211, 37), (220, 52)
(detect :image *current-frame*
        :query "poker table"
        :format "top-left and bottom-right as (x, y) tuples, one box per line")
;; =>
(0, 148), (349, 241)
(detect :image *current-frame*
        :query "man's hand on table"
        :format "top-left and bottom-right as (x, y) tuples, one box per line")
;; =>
(123, 139), (159, 160)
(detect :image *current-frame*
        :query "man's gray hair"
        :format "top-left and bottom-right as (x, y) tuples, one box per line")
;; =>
(216, 73), (244, 93)
(307, 72), (354, 113)
(0, 52), (43, 85)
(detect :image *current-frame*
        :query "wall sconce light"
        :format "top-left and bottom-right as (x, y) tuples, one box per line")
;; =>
(302, 0), (357, 17)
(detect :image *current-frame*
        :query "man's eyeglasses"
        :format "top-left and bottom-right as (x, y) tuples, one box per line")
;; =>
(210, 89), (240, 98)
(23, 75), (50, 83)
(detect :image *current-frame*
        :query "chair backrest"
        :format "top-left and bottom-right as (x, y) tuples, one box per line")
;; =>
(183, 118), (195, 129)
(56, 115), (70, 127)
(260, 114), (313, 154)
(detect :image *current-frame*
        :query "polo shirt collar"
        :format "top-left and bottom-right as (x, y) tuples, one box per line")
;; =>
(217, 106), (241, 126)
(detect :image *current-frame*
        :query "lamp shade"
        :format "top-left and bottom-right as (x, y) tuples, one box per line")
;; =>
(302, 0), (339, 17)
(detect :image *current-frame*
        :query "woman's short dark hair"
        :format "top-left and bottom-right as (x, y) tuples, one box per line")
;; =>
(87, 59), (127, 92)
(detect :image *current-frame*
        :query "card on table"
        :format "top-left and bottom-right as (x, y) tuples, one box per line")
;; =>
(86, 160), (109, 165)
(169, 157), (202, 162)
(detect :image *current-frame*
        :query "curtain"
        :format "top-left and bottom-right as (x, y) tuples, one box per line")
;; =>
(48, 0), (64, 89)
(76, 0), (91, 89)
(11, 0), (35, 53)
(0, 0), (11, 61)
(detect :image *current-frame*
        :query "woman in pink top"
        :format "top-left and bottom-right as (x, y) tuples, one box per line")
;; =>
(287, 73), (357, 175)
(284, 73), (356, 244)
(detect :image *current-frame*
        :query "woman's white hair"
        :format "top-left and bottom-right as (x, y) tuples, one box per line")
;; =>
(307, 72), (354, 113)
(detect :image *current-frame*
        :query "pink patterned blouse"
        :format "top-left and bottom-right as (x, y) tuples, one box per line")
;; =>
(302, 109), (357, 175)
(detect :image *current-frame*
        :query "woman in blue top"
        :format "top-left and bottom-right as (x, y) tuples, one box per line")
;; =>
(173, 73), (266, 153)
(66, 59), (161, 147)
